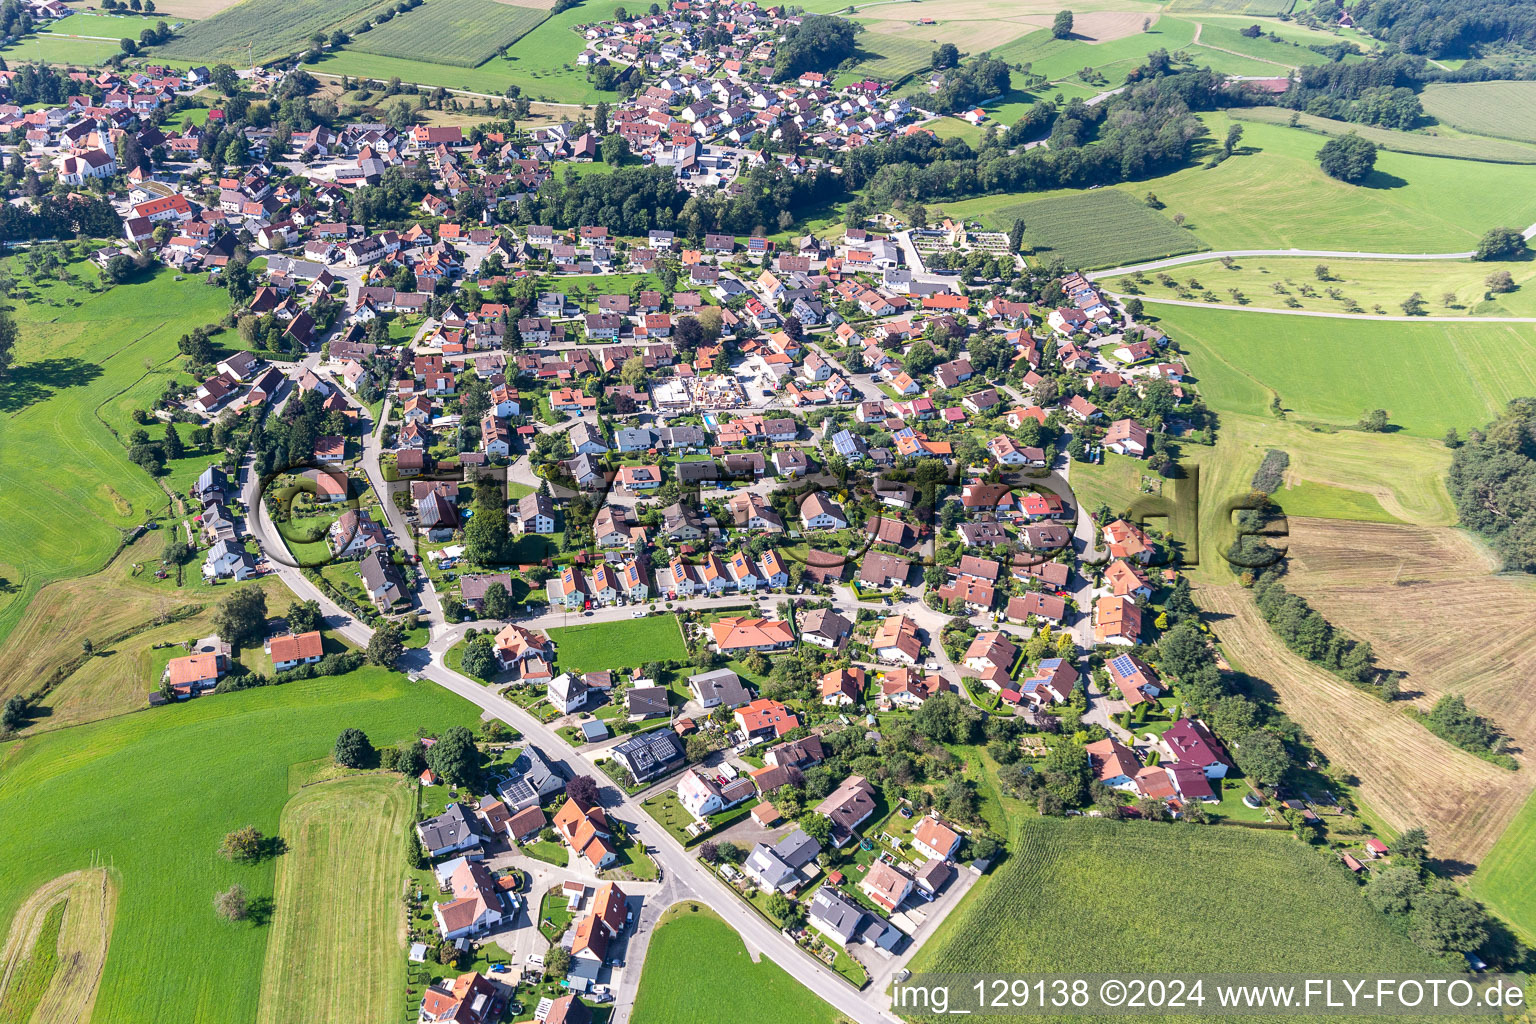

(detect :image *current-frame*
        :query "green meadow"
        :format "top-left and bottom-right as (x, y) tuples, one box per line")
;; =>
(0, 668), (479, 1023)
(0, 255), (231, 647)
(1153, 304), (1536, 438)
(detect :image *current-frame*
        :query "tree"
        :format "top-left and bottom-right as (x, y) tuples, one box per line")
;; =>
(1409, 888), (1489, 955)
(1364, 864), (1422, 915)
(0, 310), (15, 381)
(1485, 269), (1515, 293)
(1052, 9), (1074, 38)
(212, 63), (240, 96)
(931, 42), (960, 69)
(213, 587), (268, 647)
(1007, 218), (1025, 252)
(601, 133), (628, 166)
(119, 37), (137, 54)
(368, 620), (404, 668)
(213, 883), (248, 921)
(162, 422), (185, 460)
(219, 825), (264, 862)
(1, 695), (27, 733)
(620, 354), (647, 388)
(1400, 292), (1426, 316)
(765, 891), (793, 922)
(799, 812), (832, 845)
(285, 599), (322, 634)
(481, 583), (513, 621)
(1123, 297), (1143, 319)
(566, 774), (600, 808)
(426, 726), (482, 788)
(1040, 741), (1090, 806)
(462, 636), (498, 680)
(1357, 408), (1390, 432)
(1316, 133), (1377, 183)
(333, 727), (374, 768)
(1475, 226), (1528, 261)
(1223, 123), (1243, 156)
(544, 946), (572, 977)
(903, 340), (939, 377)
(1232, 729), (1290, 787)
(1394, 826), (1429, 860)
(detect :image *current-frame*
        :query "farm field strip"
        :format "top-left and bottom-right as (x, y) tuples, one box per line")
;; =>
(999, 189), (1204, 270)
(256, 776), (410, 1024)
(348, 0), (548, 67)
(155, 0), (401, 63)
(1421, 81), (1536, 144)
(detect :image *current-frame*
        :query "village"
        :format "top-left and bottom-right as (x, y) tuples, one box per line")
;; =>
(0, 7), (1435, 1021)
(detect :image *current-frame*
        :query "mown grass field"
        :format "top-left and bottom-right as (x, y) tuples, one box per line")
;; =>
(0, 668), (479, 1024)
(156, 0), (400, 62)
(1421, 81), (1536, 144)
(630, 903), (840, 1024)
(0, 33), (123, 64)
(1152, 304), (1536, 438)
(844, 31), (939, 80)
(951, 115), (1536, 256)
(1004, 189), (1203, 269)
(256, 776), (411, 1024)
(1270, 480), (1401, 523)
(0, 255), (231, 650)
(1114, 254), (1536, 316)
(1188, 19), (1336, 68)
(547, 614), (686, 674)
(318, 0), (627, 103)
(1232, 106), (1536, 163)
(1473, 786), (1536, 944)
(911, 817), (1451, 1023)
(0, 868), (116, 1024)
(348, 0), (548, 67)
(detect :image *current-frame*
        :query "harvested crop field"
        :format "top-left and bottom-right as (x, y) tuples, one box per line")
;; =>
(349, 0), (548, 67)
(1071, 10), (1158, 41)
(1196, 573), (1533, 871)
(1003, 189), (1204, 270)
(0, 869), (117, 1024)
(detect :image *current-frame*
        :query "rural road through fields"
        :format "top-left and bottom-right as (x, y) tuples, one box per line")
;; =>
(237, 456), (901, 1024)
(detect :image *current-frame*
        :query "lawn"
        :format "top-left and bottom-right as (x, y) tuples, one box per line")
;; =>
(546, 614), (686, 674)
(1000, 190), (1203, 270)
(630, 903), (841, 1024)
(1154, 304), (1536, 438)
(1472, 785), (1536, 945)
(256, 775), (412, 1024)
(317, 0), (630, 104)
(953, 114), (1536, 256)
(0, 666), (480, 1024)
(1421, 81), (1536, 145)
(155, 0), (400, 62)
(1112, 254), (1536, 316)
(910, 817), (1453, 1020)
(0, 254), (233, 649)
(347, 0), (548, 68)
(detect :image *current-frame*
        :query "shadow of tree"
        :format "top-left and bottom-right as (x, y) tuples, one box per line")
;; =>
(0, 357), (103, 413)
(245, 895), (275, 926)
